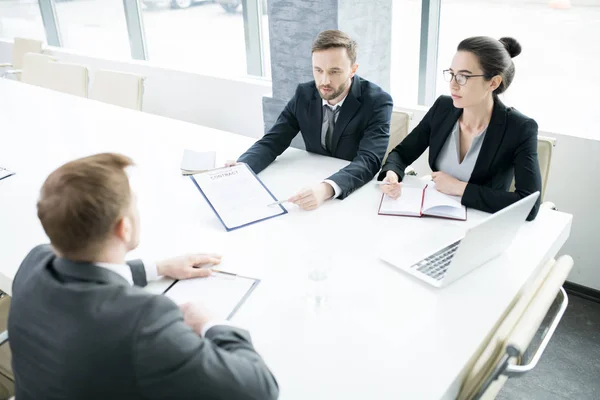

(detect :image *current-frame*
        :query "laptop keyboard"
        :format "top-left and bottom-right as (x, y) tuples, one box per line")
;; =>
(410, 240), (461, 280)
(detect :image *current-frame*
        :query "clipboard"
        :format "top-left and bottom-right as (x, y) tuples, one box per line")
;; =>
(189, 163), (287, 231)
(163, 272), (260, 320)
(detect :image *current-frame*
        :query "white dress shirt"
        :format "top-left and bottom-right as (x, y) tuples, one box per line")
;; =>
(95, 260), (227, 336)
(321, 95), (348, 199)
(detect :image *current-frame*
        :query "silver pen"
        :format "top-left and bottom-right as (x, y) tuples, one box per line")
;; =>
(267, 199), (290, 207)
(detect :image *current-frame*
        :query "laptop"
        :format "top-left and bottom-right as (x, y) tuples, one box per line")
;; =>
(379, 191), (540, 288)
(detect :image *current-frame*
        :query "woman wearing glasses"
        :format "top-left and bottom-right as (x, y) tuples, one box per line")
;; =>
(379, 36), (542, 220)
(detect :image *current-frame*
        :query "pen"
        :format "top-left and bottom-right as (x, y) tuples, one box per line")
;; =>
(376, 181), (422, 188)
(212, 268), (237, 277)
(267, 199), (290, 207)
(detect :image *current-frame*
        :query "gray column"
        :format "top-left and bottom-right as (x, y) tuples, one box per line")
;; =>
(263, 0), (392, 149)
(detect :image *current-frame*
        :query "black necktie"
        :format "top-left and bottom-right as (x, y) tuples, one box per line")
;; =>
(324, 105), (339, 152)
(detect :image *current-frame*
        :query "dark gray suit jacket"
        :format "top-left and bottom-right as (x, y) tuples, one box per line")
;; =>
(7, 245), (279, 400)
(238, 75), (393, 199)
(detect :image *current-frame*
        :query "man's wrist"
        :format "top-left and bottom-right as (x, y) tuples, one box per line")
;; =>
(322, 182), (334, 199)
(155, 260), (166, 278)
(322, 179), (341, 199)
(142, 259), (160, 281)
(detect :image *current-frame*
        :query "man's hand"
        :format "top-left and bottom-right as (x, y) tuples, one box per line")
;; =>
(380, 170), (402, 199)
(156, 254), (222, 280)
(432, 171), (467, 196)
(179, 302), (215, 335)
(224, 160), (240, 167)
(288, 182), (334, 211)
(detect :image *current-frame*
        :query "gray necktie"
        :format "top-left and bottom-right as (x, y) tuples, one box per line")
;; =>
(323, 105), (340, 152)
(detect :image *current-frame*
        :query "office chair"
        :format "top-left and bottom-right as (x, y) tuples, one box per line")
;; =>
(44, 61), (90, 98)
(0, 294), (13, 399)
(384, 110), (411, 163)
(0, 37), (43, 80)
(509, 136), (556, 203)
(383, 109), (417, 176)
(458, 255), (573, 400)
(19, 53), (58, 88)
(89, 69), (146, 111)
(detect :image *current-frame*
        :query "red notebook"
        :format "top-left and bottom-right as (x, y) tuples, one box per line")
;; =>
(378, 177), (467, 221)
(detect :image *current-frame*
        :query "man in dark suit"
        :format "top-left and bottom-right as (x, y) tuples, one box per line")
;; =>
(8, 153), (278, 400)
(234, 30), (393, 210)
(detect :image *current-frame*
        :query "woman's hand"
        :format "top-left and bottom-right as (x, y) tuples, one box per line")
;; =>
(380, 170), (402, 199)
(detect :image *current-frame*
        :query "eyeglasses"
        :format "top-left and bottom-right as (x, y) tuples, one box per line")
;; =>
(443, 70), (486, 86)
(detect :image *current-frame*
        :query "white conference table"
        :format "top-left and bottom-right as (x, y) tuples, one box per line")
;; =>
(0, 79), (572, 399)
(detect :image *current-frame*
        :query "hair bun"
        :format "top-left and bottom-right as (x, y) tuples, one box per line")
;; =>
(499, 37), (521, 58)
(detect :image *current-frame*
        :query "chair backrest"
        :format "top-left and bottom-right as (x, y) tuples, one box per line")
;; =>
(510, 136), (555, 202)
(12, 37), (43, 69)
(458, 254), (573, 400)
(44, 61), (89, 97)
(383, 110), (411, 163)
(20, 53), (57, 88)
(89, 69), (145, 110)
(0, 295), (12, 397)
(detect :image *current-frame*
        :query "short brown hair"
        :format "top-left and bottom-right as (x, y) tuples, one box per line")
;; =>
(311, 30), (357, 65)
(37, 153), (134, 260)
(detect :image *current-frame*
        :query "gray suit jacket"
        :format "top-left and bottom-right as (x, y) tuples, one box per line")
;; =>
(7, 245), (279, 400)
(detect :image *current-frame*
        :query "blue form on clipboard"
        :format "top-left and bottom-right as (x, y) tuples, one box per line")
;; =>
(190, 163), (287, 231)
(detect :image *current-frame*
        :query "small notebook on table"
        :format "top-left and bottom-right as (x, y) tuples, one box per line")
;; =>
(378, 176), (467, 221)
(180, 149), (216, 176)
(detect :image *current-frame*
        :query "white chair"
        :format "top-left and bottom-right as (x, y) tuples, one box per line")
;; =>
(89, 70), (145, 111)
(383, 109), (411, 164)
(509, 136), (556, 203)
(0, 37), (43, 79)
(20, 53), (57, 88)
(44, 61), (89, 98)
(458, 255), (574, 400)
(0, 294), (13, 399)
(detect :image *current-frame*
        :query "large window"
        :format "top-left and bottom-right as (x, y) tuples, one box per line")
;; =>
(260, 0), (270, 78)
(436, 0), (600, 137)
(141, 0), (252, 77)
(0, 0), (46, 42)
(54, 0), (131, 59)
(0, 0), (269, 78)
(390, 0), (422, 107)
(2, 0), (597, 138)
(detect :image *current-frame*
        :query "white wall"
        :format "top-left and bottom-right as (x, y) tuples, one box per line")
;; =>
(1, 39), (598, 291)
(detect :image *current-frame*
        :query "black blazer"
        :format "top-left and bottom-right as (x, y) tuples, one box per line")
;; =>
(8, 245), (279, 400)
(238, 75), (393, 199)
(379, 95), (542, 221)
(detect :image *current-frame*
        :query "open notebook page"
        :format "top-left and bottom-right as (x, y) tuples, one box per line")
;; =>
(379, 176), (428, 216)
(422, 182), (466, 220)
